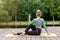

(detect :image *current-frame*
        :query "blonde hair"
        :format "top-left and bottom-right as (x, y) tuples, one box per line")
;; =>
(36, 10), (42, 17)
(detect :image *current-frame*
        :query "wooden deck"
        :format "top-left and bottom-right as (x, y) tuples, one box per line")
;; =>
(0, 27), (60, 40)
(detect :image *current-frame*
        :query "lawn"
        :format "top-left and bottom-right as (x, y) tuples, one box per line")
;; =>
(0, 21), (60, 26)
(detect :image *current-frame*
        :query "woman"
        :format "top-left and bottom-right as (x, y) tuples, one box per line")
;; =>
(12, 10), (49, 36)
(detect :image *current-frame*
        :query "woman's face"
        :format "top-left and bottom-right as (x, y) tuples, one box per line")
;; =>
(36, 12), (41, 17)
(36, 10), (41, 17)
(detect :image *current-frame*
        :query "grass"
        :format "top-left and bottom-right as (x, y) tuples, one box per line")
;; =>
(0, 21), (60, 26)
(0, 21), (60, 28)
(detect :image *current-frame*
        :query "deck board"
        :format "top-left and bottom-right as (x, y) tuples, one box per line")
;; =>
(0, 27), (60, 40)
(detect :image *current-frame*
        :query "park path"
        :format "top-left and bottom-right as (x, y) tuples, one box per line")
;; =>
(0, 27), (60, 40)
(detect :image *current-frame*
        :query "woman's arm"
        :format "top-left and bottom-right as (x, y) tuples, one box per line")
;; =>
(42, 19), (49, 34)
(28, 14), (31, 24)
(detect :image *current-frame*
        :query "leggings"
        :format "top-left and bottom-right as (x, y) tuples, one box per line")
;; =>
(17, 24), (41, 35)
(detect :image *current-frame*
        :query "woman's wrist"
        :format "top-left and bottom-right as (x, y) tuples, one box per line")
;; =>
(38, 27), (42, 29)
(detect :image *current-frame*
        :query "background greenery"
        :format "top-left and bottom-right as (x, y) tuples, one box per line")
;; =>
(0, 0), (60, 21)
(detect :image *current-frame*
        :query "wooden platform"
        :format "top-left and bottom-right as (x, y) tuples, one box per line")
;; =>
(0, 27), (60, 40)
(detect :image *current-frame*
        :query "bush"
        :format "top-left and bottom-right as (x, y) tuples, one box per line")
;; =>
(0, 11), (12, 22)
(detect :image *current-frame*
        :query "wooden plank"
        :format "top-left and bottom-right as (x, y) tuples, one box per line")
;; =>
(47, 27), (60, 40)
(0, 27), (60, 40)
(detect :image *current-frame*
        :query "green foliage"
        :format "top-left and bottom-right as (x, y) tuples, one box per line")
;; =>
(0, 11), (12, 21)
(2, 0), (19, 21)
(17, 0), (48, 21)
(0, 0), (60, 21)
(0, 0), (12, 22)
(45, 0), (60, 18)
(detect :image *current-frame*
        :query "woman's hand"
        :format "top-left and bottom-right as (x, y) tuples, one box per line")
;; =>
(28, 14), (31, 19)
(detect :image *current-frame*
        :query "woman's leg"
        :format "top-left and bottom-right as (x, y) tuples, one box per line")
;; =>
(26, 28), (41, 35)
(25, 24), (36, 33)
(26, 31), (37, 35)
(18, 24), (36, 35)
(12, 31), (22, 35)
(17, 33), (22, 35)
(36, 28), (41, 35)
(15, 24), (36, 35)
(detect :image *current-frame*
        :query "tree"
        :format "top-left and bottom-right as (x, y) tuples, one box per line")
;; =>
(17, 0), (48, 21)
(3, 0), (19, 21)
(0, 0), (60, 21)
(0, 0), (12, 22)
(45, 0), (60, 26)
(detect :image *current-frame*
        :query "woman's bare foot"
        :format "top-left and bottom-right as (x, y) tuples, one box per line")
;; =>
(20, 32), (26, 36)
(11, 31), (17, 35)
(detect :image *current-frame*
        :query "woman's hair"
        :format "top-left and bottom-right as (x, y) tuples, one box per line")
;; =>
(36, 10), (42, 17)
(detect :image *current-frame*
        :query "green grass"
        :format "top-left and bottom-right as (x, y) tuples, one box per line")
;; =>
(0, 21), (60, 26)
(0, 21), (60, 28)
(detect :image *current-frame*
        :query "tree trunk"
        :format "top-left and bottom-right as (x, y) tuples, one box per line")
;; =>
(15, 11), (17, 28)
(52, 16), (55, 27)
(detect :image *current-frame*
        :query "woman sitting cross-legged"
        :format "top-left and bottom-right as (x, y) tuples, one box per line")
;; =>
(12, 10), (49, 36)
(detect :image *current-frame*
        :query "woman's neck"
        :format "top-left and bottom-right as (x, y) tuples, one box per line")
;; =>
(37, 17), (40, 19)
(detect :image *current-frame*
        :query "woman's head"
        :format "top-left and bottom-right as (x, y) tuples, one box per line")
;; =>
(36, 10), (42, 17)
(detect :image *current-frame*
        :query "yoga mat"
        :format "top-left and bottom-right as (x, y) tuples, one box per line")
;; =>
(5, 33), (57, 37)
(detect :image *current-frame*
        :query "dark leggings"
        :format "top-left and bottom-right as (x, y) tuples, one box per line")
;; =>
(17, 24), (41, 35)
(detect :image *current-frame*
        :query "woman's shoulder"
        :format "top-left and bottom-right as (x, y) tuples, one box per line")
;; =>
(33, 18), (37, 20)
(32, 18), (44, 21)
(40, 18), (44, 21)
